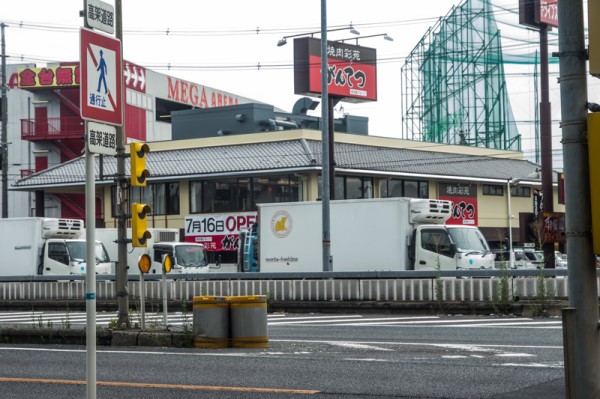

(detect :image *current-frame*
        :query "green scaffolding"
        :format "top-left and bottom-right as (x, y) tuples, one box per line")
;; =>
(401, 0), (521, 151)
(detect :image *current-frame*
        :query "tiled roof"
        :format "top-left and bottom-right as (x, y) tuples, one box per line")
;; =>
(12, 138), (543, 190)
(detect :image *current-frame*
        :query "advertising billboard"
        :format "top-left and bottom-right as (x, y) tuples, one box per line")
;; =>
(293, 37), (377, 103)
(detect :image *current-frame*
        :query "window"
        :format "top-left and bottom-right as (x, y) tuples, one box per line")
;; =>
(111, 182), (181, 216)
(48, 242), (69, 265)
(483, 184), (503, 196)
(319, 175), (373, 200)
(421, 229), (453, 258)
(511, 186), (531, 197)
(189, 175), (300, 214)
(380, 179), (428, 199)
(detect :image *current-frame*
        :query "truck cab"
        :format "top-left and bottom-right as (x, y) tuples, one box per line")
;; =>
(42, 238), (112, 275)
(413, 225), (494, 270)
(149, 243), (210, 274)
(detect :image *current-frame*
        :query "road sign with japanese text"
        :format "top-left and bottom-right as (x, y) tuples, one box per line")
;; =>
(87, 121), (117, 155)
(80, 28), (123, 126)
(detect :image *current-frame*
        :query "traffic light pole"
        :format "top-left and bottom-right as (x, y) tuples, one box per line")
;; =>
(557, 0), (600, 395)
(115, 0), (130, 329)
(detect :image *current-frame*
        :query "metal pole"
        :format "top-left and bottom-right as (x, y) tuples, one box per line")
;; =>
(1, 23), (8, 218)
(162, 269), (168, 328)
(321, 0), (332, 272)
(506, 179), (514, 269)
(84, 133), (97, 399)
(539, 24), (555, 268)
(557, 0), (600, 395)
(140, 272), (145, 330)
(115, 0), (130, 328)
(27, 98), (32, 216)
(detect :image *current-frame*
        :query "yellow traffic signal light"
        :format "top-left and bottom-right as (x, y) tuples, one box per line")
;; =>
(162, 253), (173, 273)
(132, 203), (152, 247)
(588, 113), (600, 253)
(130, 142), (150, 187)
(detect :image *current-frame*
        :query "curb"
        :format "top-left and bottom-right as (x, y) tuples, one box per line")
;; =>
(0, 327), (193, 347)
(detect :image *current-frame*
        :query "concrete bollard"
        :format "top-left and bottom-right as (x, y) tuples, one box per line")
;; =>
(192, 296), (229, 349)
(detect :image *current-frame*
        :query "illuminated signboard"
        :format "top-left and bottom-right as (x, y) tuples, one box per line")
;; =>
(184, 212), (257, 252)
(519, 0), (558, 29)
(293, 37), (377, 103)
(17, 65), (80, 89)
(438, 183), (478, 226)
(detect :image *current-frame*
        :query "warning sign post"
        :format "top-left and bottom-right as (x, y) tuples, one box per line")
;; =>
(80, 28), (123, 126)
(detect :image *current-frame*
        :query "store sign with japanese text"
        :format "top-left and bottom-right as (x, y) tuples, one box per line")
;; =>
(293, 37), (377, 103)
(17, 65), (80, 89)
(184, 212), (257, 252)
(543, 212), (566, 243)
(438, 183), (478, 226)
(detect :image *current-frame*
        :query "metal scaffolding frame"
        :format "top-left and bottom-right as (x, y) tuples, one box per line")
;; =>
(401, 0), (521, 151)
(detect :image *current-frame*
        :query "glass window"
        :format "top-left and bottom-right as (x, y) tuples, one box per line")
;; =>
(190, 181), (202, 214)
(421, 229), (453, 258)
(404, 180), (419, 198)
(345, 177), (363, 199)
(319, 175), (373, 200)
(48, 242), (69, 265)
(483, 184), (503, 196)
(380, 179), (428, 199)
(511, 186), (531, 197)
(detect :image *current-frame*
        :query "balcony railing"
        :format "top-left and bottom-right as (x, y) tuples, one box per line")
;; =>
(21, 117), (85, 141)
(20, 169), (35, 178)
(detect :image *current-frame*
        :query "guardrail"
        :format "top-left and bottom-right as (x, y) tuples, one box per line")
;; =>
(0, 268), (571, 282)
(0, 269), (577, 304)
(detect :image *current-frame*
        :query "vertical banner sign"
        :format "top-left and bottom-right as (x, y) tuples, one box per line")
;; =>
(439, 183), (478, 225)
(80, 28), (123, 125)
(533, 188), (544, 219)
(184, 212), (257, 251)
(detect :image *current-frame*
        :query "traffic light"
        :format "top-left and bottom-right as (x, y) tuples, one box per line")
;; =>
(130, 142), (150, 187)
(588, 113), (600, 253)
(132, 203), (152, 247)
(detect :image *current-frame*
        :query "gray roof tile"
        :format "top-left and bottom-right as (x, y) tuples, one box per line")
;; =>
(12, 138), (544, 190)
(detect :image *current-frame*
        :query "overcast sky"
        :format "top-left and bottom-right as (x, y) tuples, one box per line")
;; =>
(3, 0), (586, 168)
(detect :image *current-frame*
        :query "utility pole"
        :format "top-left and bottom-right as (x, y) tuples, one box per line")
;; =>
(539, 24), (555, 269)
(320, 0), (332, 272)
(557, 0), (600, 396)
(1, 23), (8, 218)
(115, 0), (130, 328)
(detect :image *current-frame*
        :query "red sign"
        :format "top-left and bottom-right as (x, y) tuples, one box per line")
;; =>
(539, 0), (558, 27)
(293, 37), (377, 103)
(80, 28), (123, 125)
(17, 65), (80, 89)
(439, 183), (478, 226)
(184, 212), (257, 252)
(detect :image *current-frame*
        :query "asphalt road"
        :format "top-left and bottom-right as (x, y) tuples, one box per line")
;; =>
(0, 313), (565, 399)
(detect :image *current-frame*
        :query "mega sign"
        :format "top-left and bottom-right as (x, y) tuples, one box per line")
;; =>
(167, 76), (241, 108)
(293, 37), (377, 103)
(184, 212), (257, 251)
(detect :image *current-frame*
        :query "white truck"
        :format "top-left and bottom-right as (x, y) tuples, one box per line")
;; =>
(240, 198), (495, 272)
(97, 228), (211, 275)
(1, 217), (112, 276)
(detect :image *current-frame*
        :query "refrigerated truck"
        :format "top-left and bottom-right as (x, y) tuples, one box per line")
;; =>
(1, 217), (112, 276)
(97, 228), (210, 275)
(240, 197), (495, 272)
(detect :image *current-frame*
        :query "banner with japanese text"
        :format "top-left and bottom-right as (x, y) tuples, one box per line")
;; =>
(438, 183), (478, 225)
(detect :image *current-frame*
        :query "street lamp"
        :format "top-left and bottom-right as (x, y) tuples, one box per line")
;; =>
(276, 24), (360, 47)
(507, 178), (518, 269)
(336, 33), (394, 45)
